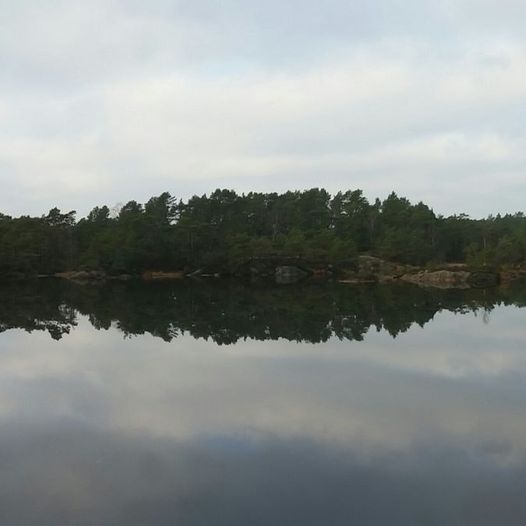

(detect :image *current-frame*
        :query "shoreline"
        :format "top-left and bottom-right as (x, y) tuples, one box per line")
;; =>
(5, 256), (526, 289)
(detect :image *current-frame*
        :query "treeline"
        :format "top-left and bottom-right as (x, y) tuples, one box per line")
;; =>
(2, 279), (525, 342)
(0, 188), (525, 276)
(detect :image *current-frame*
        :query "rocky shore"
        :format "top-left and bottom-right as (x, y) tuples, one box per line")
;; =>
(50, 255), (526, 289)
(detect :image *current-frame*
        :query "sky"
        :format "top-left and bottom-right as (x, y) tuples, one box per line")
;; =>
(1, 0), (525, 218)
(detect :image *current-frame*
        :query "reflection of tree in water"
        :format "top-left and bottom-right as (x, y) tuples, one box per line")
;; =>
(0, 280), (77, 340)
(0, 279), (525, 343)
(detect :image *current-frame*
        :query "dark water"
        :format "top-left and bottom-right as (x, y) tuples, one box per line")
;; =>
(1, 279), (526, 525)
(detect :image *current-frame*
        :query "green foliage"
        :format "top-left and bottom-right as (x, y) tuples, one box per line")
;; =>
(0, 189), (525, 277)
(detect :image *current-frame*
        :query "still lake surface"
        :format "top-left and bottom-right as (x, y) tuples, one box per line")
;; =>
(1, 278), (526, 525)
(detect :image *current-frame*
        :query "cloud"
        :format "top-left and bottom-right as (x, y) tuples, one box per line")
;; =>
(1, 305), (526, 523)
(2, 305), (526, 452)
(1, 421), (526, 525)
(0, 0), (525, 216)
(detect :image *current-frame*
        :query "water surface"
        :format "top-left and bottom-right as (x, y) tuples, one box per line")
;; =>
(1, 279), (525, 525)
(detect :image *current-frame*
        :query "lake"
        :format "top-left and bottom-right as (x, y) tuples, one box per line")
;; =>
(1, 279), (526, 525)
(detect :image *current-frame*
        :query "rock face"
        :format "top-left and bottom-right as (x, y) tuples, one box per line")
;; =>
(400, 270), (499, 289)
(233, 257), (313, 281)
(235, 255), (501, 289)
(52, 256), (504, 289)
(338, 256), (410, 283)
(400, 270), (472, 288)
(275, 265), (308, 284)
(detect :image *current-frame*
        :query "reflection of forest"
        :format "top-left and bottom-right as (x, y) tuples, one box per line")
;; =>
(1, 279), (525, 343)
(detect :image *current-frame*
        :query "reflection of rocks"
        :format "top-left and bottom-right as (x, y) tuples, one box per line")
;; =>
(143, 271), (184, 280)
(401, 270), (472, 289)
(500, 269), (526, 284)
(467, 272), (499, 288)
(275, 266), (308, 284)
(56, 270), (133, 283)
(400, 270), (499, 289)
(55, 270), (107, 282)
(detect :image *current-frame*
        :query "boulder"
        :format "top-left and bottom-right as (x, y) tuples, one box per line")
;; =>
(233, 257), (313, 280)
(401, 270), (472, 289)
(338, 255), (410, 283)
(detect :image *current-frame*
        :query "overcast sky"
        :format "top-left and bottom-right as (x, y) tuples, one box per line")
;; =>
(1, 0), (525, 218)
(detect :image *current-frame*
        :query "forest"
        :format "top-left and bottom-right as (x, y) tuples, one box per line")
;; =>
(0, 188), (525, 277)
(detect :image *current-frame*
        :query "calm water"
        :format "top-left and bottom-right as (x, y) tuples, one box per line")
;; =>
(1, 279), (526, 525)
